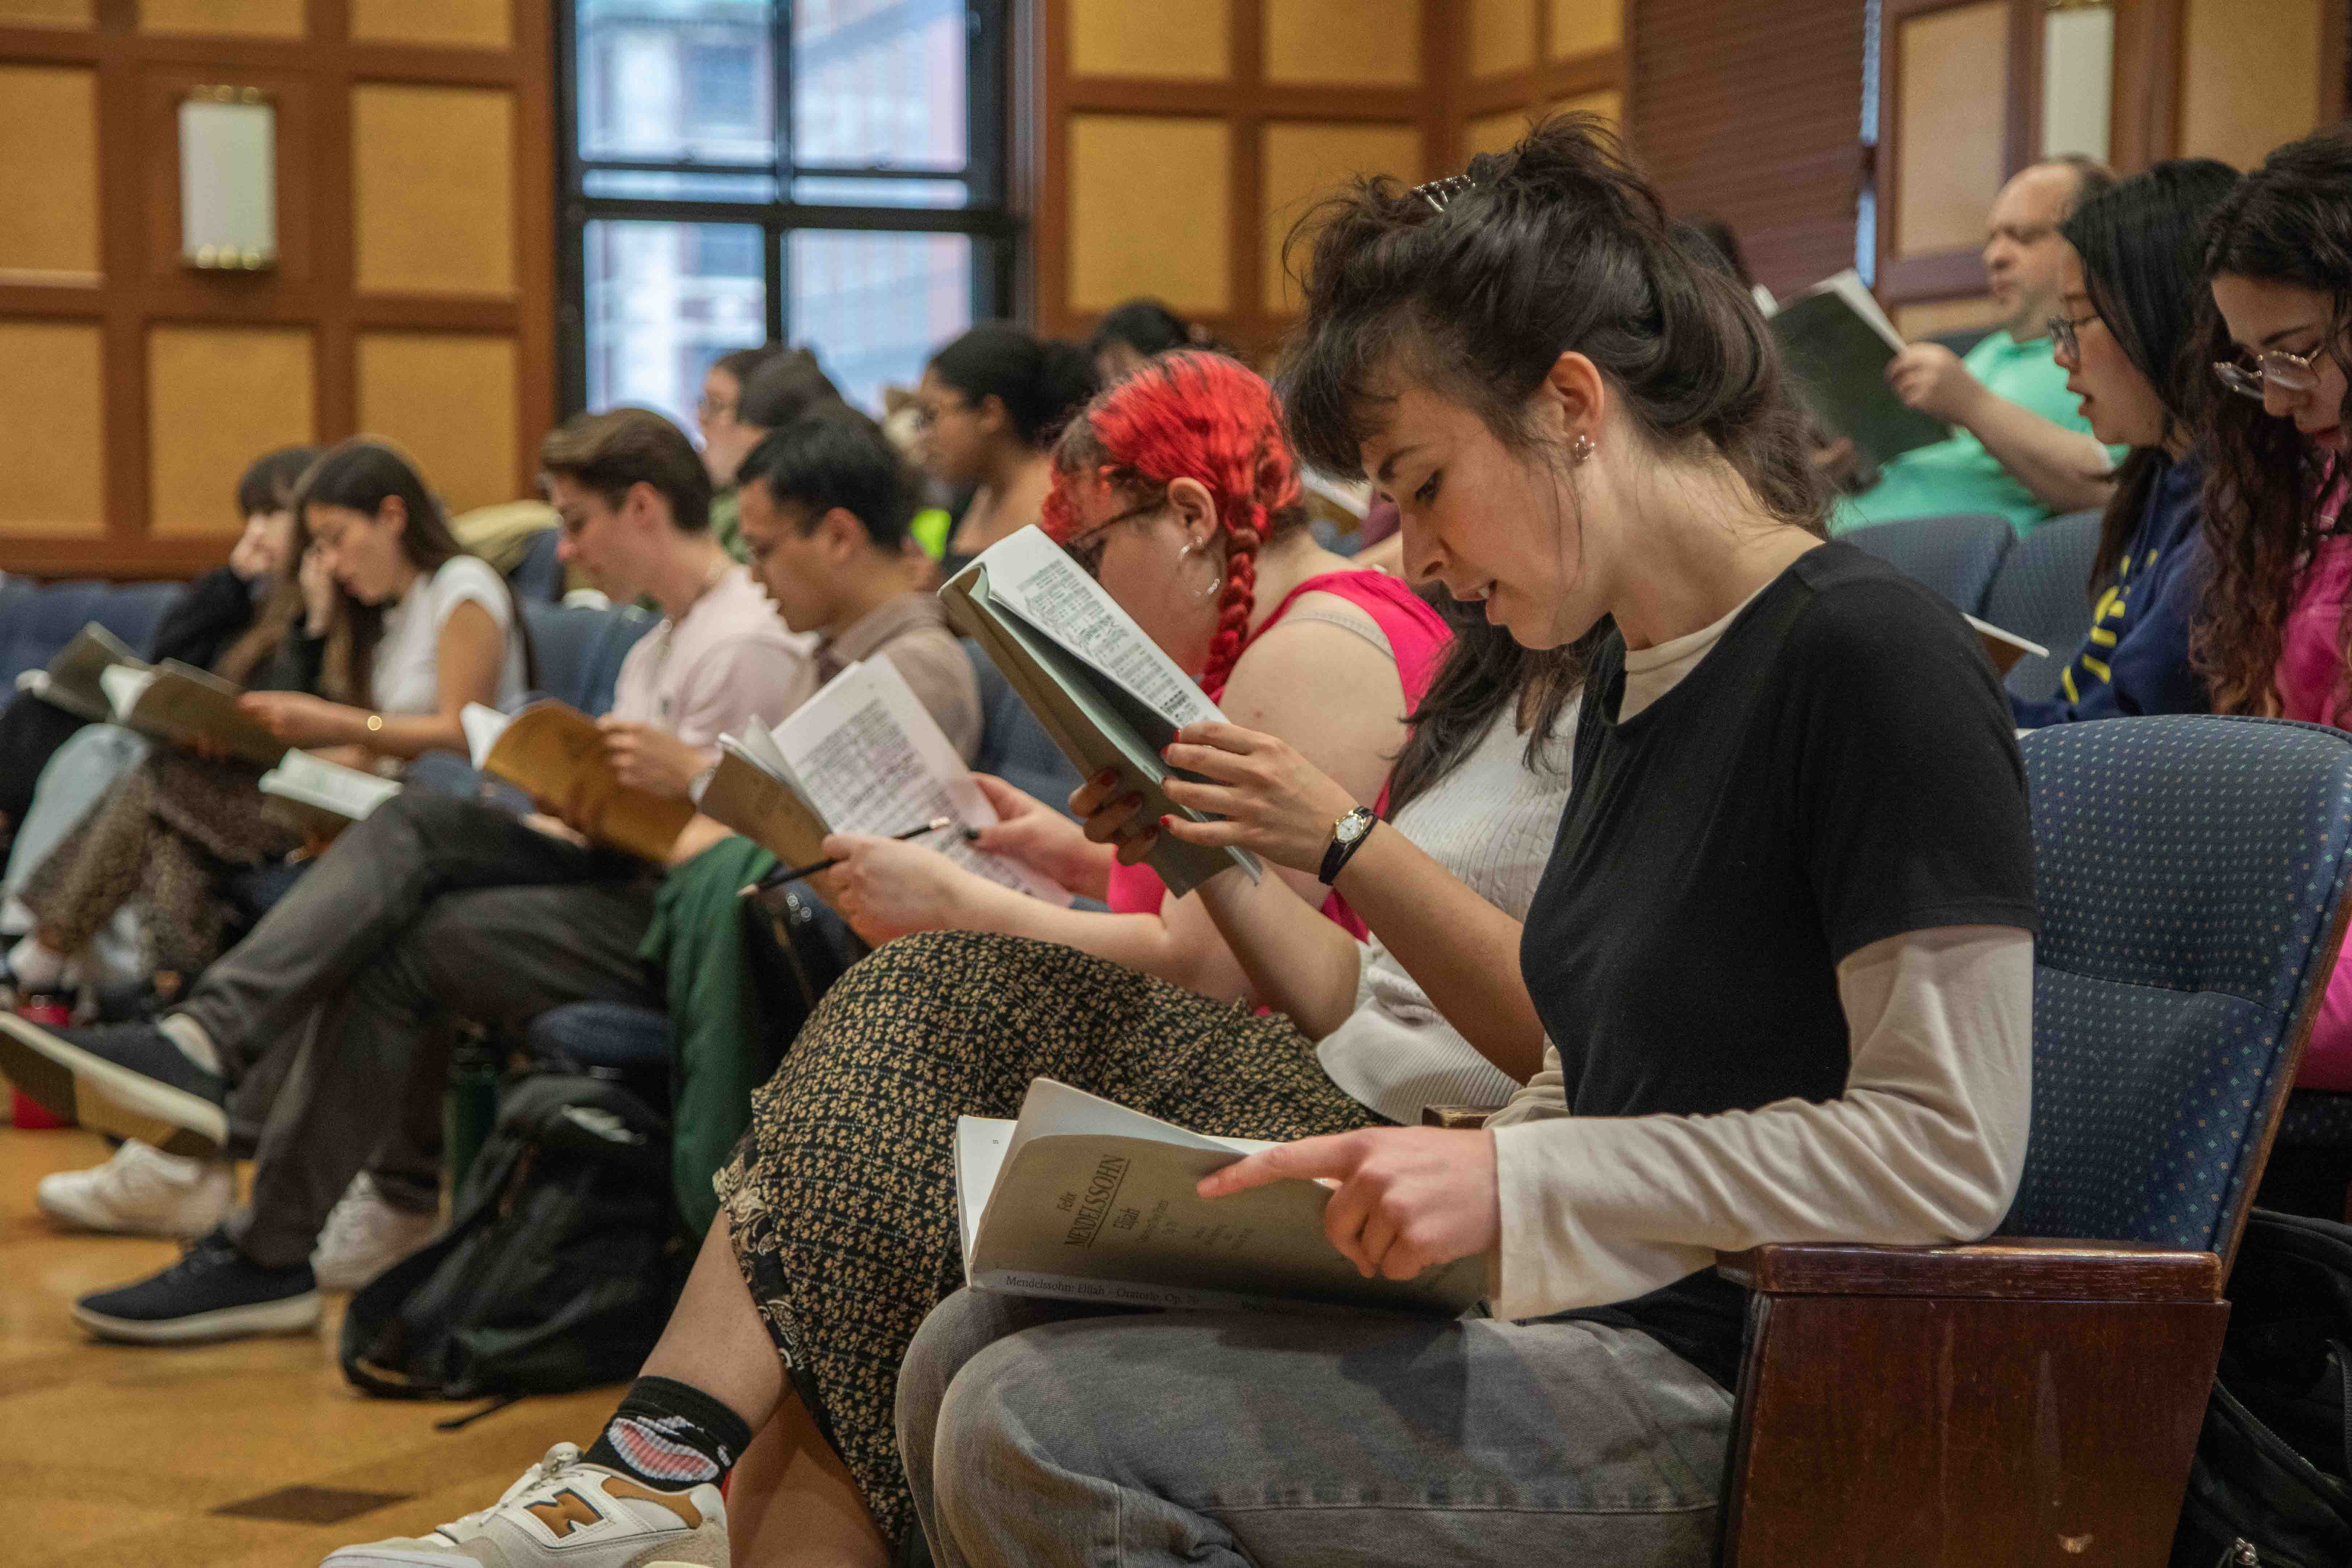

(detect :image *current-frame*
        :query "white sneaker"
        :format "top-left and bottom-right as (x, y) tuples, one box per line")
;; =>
(310, 1172), (442, 1292)
(35, 1139), (232, 1237)
(321, 1443), (728, 1568)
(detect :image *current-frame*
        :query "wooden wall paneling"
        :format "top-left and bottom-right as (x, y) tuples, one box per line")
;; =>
(1228, 0), (1264, 350)
(350, 82), (516, 298)
(2178, 0), (2328, 169)
(1262, 0), (1420, 86)
(1067, 0), (1229, 80)
(2108, 0), (2183, 171)
(1629, 0), (1862, 298)
(0, 0), (552, 575)
(0, 320), (105, 535)
(0, 63), (101, 280)
(138, 0), (302, 38)
(348, 0), (510, 50)
(356, 330), (519, 512)
(1470, 0), (1536, 79)
(1550, 0), (1620, 59)
(0, 0), (95, 25)
(1450, 0), (1626, 169)
(1260, 120), (1422, 311)
(1066, 113), (1233, 314)
(1875, 0), (2029, 305)
(146, 323), (313, 533)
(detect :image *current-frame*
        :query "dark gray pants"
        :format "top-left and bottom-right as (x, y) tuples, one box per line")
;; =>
(174, 791), (660, 1269)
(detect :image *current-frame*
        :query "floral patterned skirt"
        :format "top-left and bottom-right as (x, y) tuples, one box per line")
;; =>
(713, 927), (1387, 1546)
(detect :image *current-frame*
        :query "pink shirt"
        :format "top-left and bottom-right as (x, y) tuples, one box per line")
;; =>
(608, 565), (814, 745)
(2278, 469), (2352, 1090)
(1105, 569), (1451, 935)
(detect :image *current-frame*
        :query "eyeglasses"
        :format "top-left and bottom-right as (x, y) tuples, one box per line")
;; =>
(1057, 498), (1163, 578)
(2045, 310), (2100, 359)
(913, 396), (967, 433)
(2214, 344), (2328, 401)
(695, 395), (736, 422)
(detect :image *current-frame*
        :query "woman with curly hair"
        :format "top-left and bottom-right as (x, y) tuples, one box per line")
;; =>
(2195, 126), (2352, 1091)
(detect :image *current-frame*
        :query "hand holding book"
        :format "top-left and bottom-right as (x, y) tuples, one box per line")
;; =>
(1196, 1125), (1499, 1285)
(1116, 721), (1365, 876)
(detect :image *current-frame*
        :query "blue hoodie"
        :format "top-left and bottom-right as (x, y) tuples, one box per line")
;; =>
(2012, 452), (2209, 728)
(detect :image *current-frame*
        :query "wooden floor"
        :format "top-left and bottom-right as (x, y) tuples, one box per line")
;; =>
(1, 1124), (620, 1568)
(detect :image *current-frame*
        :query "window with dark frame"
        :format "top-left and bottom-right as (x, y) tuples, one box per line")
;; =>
(556, 0), (1016, 433)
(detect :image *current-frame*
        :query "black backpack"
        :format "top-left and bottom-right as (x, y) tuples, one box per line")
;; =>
(340, 1073), (689, 1403)
(2173, 1207), (2352, 1567)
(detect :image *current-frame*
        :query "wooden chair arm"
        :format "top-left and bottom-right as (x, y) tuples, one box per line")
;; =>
(1419, 1104), (1504, 1128)
(1717, 1238), (2221, 1303)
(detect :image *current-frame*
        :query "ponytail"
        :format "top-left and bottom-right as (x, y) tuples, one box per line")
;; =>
(929, 324), (1101, 448)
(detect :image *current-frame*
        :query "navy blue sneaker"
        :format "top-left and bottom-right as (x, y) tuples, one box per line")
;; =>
(74, 1230), (319, 1344)
(0, 1015), (228, 1152)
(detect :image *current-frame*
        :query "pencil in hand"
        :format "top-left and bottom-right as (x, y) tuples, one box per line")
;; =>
(737, 816), (956, 898)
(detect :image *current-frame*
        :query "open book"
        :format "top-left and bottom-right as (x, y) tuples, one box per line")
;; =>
(1966, 615), (2048, 678)
(955, 1078), (1485, 1317)
(1769, 269), (1951, 470)
(940, 527), (1260, 899)
(461, 700), (697, 863)
(99, 661), (288, 768)
(258, 750), (402, 839)
(699, 657), (1062, 901)
(16, 621), (142, 723)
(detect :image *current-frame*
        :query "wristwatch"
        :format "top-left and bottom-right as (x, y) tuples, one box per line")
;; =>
(1318, 805), (1377, 886)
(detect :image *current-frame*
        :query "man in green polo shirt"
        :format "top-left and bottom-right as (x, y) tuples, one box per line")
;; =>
(1835, 157), (2127, 536)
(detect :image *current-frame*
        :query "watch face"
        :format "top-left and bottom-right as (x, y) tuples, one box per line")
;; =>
(1335, 811), (1369, 844)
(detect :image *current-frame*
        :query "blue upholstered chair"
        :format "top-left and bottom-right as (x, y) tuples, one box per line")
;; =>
(504, 528), (566, 604)
(1719, 715), (2352, 1565)
(0, 577), (186, 689)
(518, 599), (658, 715)
(1839, 512), (2014, 617)
(964, 637), (1083, 814)
(1981, 508), (2103, 700)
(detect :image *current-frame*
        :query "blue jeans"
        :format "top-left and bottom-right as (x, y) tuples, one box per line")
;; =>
(897, 1288), (1734, 1567)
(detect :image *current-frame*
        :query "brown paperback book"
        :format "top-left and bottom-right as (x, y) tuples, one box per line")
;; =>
(462, 700), (695, 863)
(99, 660), (288, 768)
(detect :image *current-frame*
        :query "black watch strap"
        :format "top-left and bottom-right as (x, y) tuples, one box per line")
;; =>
(1318, 807), (1377, 886)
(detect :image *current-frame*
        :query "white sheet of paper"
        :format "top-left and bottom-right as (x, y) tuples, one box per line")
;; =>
(460, 703), (512, 769)
(772, 660), (1062, 900)
(975, 528), (1222, 731)
(98, 665), (157, 721)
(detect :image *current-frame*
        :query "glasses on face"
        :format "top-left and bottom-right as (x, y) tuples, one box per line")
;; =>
(695, 396), (736, 422)
(1057, 499), (1163, 579)
(2214, 343), (2327, 401)
(913, 397), (966, 434)
(2045, 310), (2100, 359)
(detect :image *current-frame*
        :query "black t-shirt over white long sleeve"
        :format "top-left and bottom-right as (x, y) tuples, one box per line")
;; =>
(1496, 543), (2040, 1388)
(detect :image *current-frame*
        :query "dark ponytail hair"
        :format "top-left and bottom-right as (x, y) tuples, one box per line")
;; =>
(1386, 600), (1592, 815)
(286, 439), (529, 704)
(929, 323), (1101, 448)
(2193, 127), (2352, 718)
(1280, 115), (1825, 534)
(1087, 298), (1203, 365)
(2059, 158), (2237, 600)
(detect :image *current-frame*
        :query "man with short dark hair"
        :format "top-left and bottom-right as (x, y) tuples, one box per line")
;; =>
(1836, 156), (2127, 536)
(0, 407), (816, 1343)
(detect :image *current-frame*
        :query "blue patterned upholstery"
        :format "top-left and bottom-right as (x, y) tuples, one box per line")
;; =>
(519, 600), (657, 715)
(1839, 513), (2014, 617)
(2004, 716), (2352, 1252)
(1982, 508), (2101, 699)
(0, 577), (184, 689)
(964, 637), (1082, 815)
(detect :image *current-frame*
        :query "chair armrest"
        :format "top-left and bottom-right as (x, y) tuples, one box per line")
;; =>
(1716, 1238), (2221, 1303)
(1419, 1105), (1503, 1128)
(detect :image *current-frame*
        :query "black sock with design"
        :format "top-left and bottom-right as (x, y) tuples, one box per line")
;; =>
(582, 1376), (754, 1490)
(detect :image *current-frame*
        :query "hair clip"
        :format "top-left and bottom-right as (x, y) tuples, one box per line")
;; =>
(1410, 174), (1474, 213)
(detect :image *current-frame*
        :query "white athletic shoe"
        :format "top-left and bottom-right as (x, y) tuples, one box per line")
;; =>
(321, 1443), (729, 1568)
(35, 1139), (233, 1237)
(309, 1173), (442, 1292)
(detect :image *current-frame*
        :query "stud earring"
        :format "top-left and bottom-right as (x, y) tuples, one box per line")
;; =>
(1570, 433), (1595, 465)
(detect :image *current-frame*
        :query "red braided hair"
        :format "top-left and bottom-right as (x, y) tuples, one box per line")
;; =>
(1040, 350), (1304, 695)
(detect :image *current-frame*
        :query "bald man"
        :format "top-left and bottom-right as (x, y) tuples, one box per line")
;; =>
(1836, 157), (2127, 536)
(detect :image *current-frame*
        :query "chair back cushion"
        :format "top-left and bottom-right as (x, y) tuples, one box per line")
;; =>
(0, 578), (186, 689)
(1982, 508), (2102, 699)
(1840, 513), (2014, 617)
(519, 600), (656, 716)
(963, 637), (1082, 815)
(2004, 716), (2352, 1255)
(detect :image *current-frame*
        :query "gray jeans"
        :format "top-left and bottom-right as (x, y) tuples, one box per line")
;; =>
(897, 1288), (1734, 1568)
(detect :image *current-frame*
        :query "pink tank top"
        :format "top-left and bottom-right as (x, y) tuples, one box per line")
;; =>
(1105, 570), (1450, 936)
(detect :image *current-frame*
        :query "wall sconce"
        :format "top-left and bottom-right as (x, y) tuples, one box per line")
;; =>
(180, 86), (277, 271)
(2040, 0), (2114, 165)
